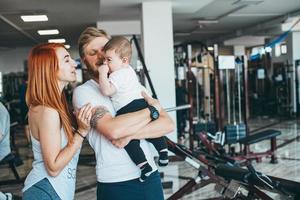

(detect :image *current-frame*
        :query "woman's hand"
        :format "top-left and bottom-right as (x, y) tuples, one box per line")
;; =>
(76, 103), (93, 137)
(141, 91), (162, 113)
(111, 136), (132, 148)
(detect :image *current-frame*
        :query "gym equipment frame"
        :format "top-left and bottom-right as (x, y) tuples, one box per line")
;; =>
(166, 138), (300, 200)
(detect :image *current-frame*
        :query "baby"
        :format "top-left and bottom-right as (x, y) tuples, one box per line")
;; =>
(98, 36), (168, 182)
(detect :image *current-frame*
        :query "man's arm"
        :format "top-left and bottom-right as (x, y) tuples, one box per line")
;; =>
(132, 109), (175, 139)
(91, 106), (152, 140)
(90, 92), (165, 140)
(111, 110), (175, 148)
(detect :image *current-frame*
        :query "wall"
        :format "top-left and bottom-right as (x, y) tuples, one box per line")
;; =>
(0, 47), (31, 74)
(0, 46), (81, 75)
(271, 33), (293, 64)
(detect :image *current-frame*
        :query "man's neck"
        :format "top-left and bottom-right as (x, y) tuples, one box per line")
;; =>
(92, 76), (99, 83)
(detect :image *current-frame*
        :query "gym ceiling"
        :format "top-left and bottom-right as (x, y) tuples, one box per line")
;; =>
(0, 0), (300, 48)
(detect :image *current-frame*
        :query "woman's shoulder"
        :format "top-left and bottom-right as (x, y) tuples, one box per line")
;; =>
(30, 105), (59, 119)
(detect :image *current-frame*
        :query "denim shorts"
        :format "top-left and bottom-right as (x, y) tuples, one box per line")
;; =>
(97, 170), (164, 200)
(23, 178), (61, 200)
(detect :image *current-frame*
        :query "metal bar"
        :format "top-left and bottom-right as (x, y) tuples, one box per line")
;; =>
(243, 56), (250, 135)
(213, 44), (221, 131)
(165, 104), (191, 112)
(226, 69), (231, 123)
(237, 62), (242, 123)
(131, 35), (157, 99)
(187, 44), (194, 150)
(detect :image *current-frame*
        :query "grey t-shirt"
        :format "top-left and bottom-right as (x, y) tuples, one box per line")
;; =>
(0, 102), (11, 161)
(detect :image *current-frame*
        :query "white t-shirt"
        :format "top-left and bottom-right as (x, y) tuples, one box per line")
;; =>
(72, 80), (157, 183)
(23, 129), (80, 200)
(109, 66), (143, 111)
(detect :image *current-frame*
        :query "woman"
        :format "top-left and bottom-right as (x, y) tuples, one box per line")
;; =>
(22, 43), (92, 200)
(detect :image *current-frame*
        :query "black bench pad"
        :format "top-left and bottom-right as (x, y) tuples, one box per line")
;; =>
(238, 129), (281, 145)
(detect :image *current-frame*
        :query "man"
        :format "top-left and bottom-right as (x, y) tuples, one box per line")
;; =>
(73, 27), (174, 200)
(0, 102), (11, 161)
(0, 101), (13, 200)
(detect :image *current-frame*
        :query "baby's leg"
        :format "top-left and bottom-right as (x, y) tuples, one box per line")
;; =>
(147, 137), (169, 166)
(124, 140), (154, 182)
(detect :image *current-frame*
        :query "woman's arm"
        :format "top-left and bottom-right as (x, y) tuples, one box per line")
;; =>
(38, 105), (91, 177)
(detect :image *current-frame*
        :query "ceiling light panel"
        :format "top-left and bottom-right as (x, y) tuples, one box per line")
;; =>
(38, 29), (59, 35)
(21, 15), (48, 22)
(48, 38), (66, 43)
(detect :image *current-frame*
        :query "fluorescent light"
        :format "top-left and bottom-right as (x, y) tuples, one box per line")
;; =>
(207, 46), (214, 51)
(198, 20), (219, 24)
(64, 44), (70, 49)
(21, 15), (48, 22)
(233, 0), (264, 5)
(174, 32), (190, 36)
(38, 29), (59, 35)
(229, 13), (280, 17)
(48, 38), (66, 43)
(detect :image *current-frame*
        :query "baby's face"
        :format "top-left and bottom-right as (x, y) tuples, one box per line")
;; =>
(104, 49), (124, 72)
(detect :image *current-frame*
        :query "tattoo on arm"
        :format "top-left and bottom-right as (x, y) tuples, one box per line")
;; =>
(90, 106), (109, 128)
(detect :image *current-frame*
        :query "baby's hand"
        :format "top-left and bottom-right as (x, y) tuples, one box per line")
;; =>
(98, 64), (109, 77)
(142, 91), (162, 113)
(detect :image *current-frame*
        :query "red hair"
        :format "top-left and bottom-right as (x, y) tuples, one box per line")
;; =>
(26, 43), (76, 144)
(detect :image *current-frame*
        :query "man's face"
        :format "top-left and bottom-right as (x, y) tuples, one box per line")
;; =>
(83, 37), (109, 77)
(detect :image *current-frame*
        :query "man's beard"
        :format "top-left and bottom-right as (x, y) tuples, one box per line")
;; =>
(87, 66), (99, 79)
(86, 59), (103, 79)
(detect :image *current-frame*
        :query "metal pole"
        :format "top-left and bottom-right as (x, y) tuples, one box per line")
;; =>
(237, 62), (242, 123)
(132, 35), (158, 99)
(213, 44), (221, 131)
(187, 44), (194, 150)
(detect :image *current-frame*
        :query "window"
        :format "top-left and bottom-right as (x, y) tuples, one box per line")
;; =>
(281, 44), (287, 55)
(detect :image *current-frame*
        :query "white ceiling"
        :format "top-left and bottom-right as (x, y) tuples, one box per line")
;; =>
(0, 0), (300, 48)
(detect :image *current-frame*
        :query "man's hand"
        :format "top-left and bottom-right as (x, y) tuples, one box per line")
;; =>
(111, 136), (132, 148)
(142, 91), (162, 113)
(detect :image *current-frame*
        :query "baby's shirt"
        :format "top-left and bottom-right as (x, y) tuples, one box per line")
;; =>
(108, 66), (144, 111)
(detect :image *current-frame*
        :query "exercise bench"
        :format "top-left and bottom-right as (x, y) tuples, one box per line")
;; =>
(0, 152), (23, 185)
(237, 129), (281, 164)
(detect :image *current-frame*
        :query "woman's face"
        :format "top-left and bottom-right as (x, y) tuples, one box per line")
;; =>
(56, 47), (77, 85)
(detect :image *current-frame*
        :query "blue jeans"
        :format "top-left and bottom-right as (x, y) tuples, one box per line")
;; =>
(97, 171), (164, 200)
(23, 178), (61, 200)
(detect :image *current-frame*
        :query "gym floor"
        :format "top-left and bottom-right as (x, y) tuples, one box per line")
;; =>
(0, 117), (299, 200)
